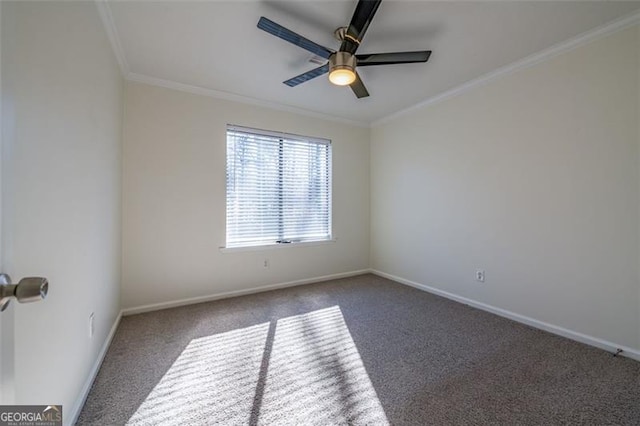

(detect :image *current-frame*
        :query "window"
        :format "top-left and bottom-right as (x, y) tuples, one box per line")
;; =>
(226, 125), (332, 248)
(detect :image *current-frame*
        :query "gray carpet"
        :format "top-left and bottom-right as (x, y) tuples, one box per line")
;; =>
(77, 274), (640, 425)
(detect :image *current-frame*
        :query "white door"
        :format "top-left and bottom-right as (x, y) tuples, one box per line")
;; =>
(0, 0), (13, 402)
(0, 299), (15, 405)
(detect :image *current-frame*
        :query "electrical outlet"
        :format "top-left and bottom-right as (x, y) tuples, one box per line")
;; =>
(476, 270), (485, 283)
(89, 312), (95, 339)
(263, 259), (270, 268)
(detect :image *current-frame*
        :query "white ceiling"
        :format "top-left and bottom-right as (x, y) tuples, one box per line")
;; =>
(107, 1), (640, 125)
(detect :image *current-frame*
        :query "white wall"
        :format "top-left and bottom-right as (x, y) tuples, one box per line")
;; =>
(371, 25), (640, 351)
(2, 0), (123, 420)
(122, 82), (370, 309)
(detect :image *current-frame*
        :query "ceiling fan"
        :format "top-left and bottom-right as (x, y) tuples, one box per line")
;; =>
(257, 0), (432, 98)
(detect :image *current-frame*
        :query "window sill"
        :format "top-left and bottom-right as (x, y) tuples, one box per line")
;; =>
(220, 239), (336, 253)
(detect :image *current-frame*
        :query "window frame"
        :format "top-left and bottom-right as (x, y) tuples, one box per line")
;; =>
(224, 124), (333, 250)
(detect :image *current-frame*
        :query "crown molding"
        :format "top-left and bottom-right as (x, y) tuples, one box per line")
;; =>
(95, 0), (129, 76)
(126, 72), (370, 128)
(372, 9), (640, 127)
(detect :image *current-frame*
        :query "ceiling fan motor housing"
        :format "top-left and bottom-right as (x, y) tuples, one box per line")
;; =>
(329, 52), (356, 73)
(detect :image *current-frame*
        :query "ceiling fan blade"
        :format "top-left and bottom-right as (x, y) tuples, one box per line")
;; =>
(258, 17), (334, 59)
(356, 51), (431, 66)
(340, 0), (382, 54)
(283, 64), (329, 87)
(349, 72), (369, 98)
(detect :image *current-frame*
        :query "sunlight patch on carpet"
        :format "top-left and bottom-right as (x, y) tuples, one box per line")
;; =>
(262, 306), (388, 425)
(126, 306), (387, 425)
(127, 322), (270, 425)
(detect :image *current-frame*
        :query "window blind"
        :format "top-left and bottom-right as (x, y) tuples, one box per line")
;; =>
(226, 125), (332, 248)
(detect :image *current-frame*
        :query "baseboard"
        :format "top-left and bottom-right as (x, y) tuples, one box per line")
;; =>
(69, 310), (123, 426)
(121, 269), (371, 316)
(371, 269), (640, 362)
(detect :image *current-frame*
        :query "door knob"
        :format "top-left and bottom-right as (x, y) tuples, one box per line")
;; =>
(0, 273), (48, 312)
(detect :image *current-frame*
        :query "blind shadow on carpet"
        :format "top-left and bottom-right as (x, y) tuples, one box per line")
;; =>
(125, 306), (388, 425)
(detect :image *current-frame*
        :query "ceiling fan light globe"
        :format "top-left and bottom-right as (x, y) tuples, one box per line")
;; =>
(329, 68), (356, 86)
